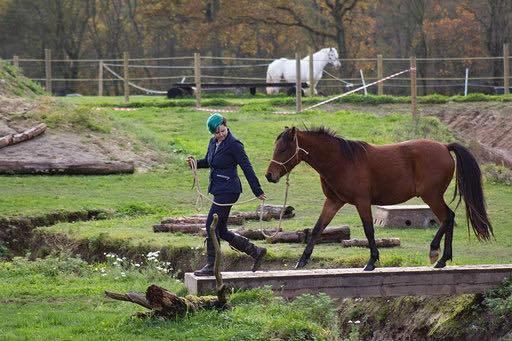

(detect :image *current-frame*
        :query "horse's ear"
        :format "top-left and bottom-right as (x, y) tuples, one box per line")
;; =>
(289, 127), (297, 140)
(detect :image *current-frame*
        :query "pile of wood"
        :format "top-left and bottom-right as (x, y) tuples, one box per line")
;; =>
(154, 204), (295, 235)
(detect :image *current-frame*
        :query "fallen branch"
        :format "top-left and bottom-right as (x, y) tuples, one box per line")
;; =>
(0, 123), (46, 149)
(341, 238), (400, 248)
(106, 214), (230, 319)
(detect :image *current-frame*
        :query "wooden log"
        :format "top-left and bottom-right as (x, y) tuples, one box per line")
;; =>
(256, 204), (295, 219)
(0, 123), (47, 149)
(266, 226), (350, 244)
(162, 214), (244, 226)
(341, 238), (401, 248)
(233, 228), (279, 240)
(153, 224), (204, 233)
(0, 160), (135, 175)
(232, 211), (272, 221)
(308, 226), (351, 244)
(266, 230), (306, 244)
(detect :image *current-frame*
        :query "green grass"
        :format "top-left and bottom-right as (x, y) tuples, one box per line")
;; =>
(59, 92), (512, 109)
(2, 94), (512, 339)
(0, 256), (339, 339)
(0, 102), (509, 268)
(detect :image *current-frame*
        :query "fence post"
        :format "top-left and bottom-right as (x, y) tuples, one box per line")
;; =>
(504, 43), (510, 95)
(45, 49), (52, 94)
(359, 70), (368, 95)
(194, 53), (201, 108)
(295, 53), (302, 113)
(12, 55), (19, 69)
(410, 56), (417, 121)
(123, 52), (129, 103)
(377, 54), (383, 95)
(464, 68), (469, 96)
(98, 60), (103, 97)
(308, 48), (314, 97)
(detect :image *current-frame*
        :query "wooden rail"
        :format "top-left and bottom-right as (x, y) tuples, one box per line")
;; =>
(185, 264), (512, 299)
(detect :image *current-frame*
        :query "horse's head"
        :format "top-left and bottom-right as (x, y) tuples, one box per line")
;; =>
(266, 127), (305, 183)
(327, 48), (341, 69)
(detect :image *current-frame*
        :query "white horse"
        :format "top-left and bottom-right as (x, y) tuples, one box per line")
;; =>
(266, 47), (341, 95)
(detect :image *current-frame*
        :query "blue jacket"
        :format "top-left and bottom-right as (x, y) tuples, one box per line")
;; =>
(197, 130), (264, 197)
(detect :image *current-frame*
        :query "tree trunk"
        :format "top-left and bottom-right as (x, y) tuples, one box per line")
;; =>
(266, 226), (350, 244)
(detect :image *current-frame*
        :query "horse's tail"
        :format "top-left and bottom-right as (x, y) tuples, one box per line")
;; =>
(447, 142), (493, 240)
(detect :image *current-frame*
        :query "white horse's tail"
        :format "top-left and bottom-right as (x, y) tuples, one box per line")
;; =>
(266, 61), (281, 95)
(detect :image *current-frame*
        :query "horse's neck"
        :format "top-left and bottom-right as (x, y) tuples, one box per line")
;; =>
(298, 132), (344, 175)
(312, 51), (330, 69)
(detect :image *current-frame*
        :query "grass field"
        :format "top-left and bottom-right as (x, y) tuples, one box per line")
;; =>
(1, 94), (511, 339)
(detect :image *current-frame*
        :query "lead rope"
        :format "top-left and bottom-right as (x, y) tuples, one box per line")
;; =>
(189, 157), (290, 239)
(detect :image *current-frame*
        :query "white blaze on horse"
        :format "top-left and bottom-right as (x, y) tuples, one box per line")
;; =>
(266, 48), (341, 95)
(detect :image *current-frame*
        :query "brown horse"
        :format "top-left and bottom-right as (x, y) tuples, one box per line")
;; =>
(265, 127), (493, 271)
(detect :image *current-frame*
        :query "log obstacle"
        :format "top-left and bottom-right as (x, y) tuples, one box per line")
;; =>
(0, 123), (47, 149)
(265, 226), (350, 244)
(374, 205), (439, 228)
(185, 264), (512, 299)
(341, 238), (400, 248)
(0, 160), (134, 175)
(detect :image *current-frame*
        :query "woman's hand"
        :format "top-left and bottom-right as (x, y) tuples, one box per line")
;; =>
(186, 155), (195, 168)
(257, 193), (267, 201)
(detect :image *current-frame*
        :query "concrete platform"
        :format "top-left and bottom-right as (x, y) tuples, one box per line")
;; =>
(373, 204), (439, 228)
(185, 264), (512, 299)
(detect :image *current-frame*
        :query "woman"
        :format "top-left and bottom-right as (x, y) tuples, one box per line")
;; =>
(187, 113), (267, 276)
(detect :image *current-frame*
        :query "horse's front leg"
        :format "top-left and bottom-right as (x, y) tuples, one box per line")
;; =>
(296, 198), (344, 268)
(355, 202), (379, 271)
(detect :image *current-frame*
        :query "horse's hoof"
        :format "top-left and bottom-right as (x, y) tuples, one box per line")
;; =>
(295, 258), (308, 269)
(434, 259), (446, 268)
(429, 249), (440, 264)
(363, 263), (375, 271)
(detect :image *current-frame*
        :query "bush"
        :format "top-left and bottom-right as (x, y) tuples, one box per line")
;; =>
(482, 163), (512, 186)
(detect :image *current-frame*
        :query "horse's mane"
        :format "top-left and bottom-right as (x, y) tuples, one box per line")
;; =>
(278, 126), (367, 161)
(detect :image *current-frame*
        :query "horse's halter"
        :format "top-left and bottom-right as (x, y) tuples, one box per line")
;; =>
(270, 134), (309, 175)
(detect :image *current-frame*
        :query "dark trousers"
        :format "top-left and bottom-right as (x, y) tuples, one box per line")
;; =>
(205, 193), (240, 261)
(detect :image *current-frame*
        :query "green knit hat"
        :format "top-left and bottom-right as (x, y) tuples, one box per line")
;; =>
(206, 113), (224, 134)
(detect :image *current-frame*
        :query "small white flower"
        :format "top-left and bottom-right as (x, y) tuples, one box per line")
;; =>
(348, 320), (353, 324)
(134, 263), (141, 267)
(355, 320), (361, 324)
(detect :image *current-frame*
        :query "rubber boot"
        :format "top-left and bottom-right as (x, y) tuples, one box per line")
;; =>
(229, 234), (267, 272)
(194, 238), (215, 276)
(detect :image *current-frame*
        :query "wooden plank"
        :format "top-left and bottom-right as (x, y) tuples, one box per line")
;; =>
(185, 264), (512, 299)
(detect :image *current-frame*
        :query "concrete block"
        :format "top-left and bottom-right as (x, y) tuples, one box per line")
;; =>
(373, 205), (439, 228)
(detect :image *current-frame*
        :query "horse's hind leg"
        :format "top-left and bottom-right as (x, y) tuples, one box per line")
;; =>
(295, 198), (344, 268)
(355, 202), (379, 271)
(421, 193), (455, 268)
